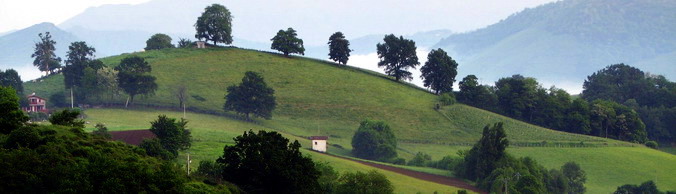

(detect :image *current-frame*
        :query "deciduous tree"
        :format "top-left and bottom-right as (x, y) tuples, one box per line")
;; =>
(224, 71), (276, 120)
(195, 4), (233, 45)
(0, 86), (28, 134)
(31, 32), (61, 75)
(145, 33), (174, 50)
(420, 48), (458, 94)
(149, 115), (191, 158)
(271, 28), (305, 57)
(376, 34), (419, 81)
(327, 32), (351, 65)
(115, 56), (157, 106)
(351, 120), (398, 162)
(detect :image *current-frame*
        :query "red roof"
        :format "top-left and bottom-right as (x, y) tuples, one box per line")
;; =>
(110, 130), (157, 145)
(309, 136), (329, 140)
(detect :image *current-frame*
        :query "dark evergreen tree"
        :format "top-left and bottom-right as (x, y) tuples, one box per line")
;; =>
(271, 28), (305, 57)
(420, 48), (458, 94)
(224, 71), (276, 120)
(115, 56), (157, 106)
(327, 32), (351, 65)
(217, 130), (321, 194)
(31, 32), (61, 75)
(456, 122), (508, 181)
(195, 4), (233, 45)
(145, 33), (174, 50)
(376, 34), (419, 81)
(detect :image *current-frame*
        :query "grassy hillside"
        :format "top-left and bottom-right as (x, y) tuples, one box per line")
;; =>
(84, 108), (676, 194)
(25, 47), (674, 193)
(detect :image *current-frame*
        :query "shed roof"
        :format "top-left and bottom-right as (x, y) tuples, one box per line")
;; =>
(309, 136), (329, 140)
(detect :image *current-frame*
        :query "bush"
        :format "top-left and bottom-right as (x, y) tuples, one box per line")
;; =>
(92, 123), (111, 139)
(645, 141), (658, 149)
(49, 108), (84, 128)
(439, 92), (456, 105)
(28, 112), (48, 122)
(336, 170), (393, 194)
(139, 138), (174, 160)
(351, 120), (398, 162)
(408, 152), (432, 167)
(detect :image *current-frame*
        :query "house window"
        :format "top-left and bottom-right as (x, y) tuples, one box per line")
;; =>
(314, 142), (317, 145)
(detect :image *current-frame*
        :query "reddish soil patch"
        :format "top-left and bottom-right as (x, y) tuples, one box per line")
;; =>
(110, 130), (156, 145)
(325, 153), (486, 194)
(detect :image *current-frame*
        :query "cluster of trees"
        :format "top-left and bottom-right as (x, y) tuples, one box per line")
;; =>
(455, 122), (587, 193)
(614, 180), (675, 194)
(62, 41), (119, 105)
(0, 87), (193, 193)
(194, 130), (393, 194)
(351, 120), (403, 164)
(456, 70), (652, 143)
(140, 115), (192, 160)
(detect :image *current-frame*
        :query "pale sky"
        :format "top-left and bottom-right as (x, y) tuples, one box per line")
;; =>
(0, 0), (151, 32)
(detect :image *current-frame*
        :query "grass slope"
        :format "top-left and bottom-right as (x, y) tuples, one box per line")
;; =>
(83, 108), (467, 194)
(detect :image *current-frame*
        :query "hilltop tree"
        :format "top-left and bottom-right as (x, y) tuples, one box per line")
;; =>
(0, 69), (24, 94)
(351, 120), (398, 162)
(271, 28), (305, 57)
(327, 32), (351, 65)
(149, 115), (191, 158)
(376, 34), (419, 81)
(115, 56), (158, 106)
(224, 71), (276, 120)
(145, 33), (174, 50)
(217, 130), (321, 193)
(0, 86), (29, 134)
(63, 41), (97, 89)
(31, 32), (62, 75)
(195, 4), (233, 45)
(420, 48), (458, 94)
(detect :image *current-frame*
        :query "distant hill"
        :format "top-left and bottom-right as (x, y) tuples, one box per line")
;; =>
(435, 0), (676, 87)
(0, 23), (80, 67)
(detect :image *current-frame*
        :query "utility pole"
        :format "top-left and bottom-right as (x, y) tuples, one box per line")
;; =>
(183, 103), (186, 119)
(186, 153), (192, 176)
(70, 88), (74, 109)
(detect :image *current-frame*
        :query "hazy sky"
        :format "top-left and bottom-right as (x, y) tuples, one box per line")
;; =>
(1, 0), (559, 37)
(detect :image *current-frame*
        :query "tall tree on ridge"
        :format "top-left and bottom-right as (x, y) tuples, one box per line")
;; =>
(376, 34), (419, 81)
(31, 32), (62, 75)
(420, 48), (458, 94)
(327, 32), (351, 65)
(115, 56), (157, 106)
(195, 4), (233, 45)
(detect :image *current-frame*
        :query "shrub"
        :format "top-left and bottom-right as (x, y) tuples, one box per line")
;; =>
(28, 112), (48, 122)
(92, 123), (111, 139)
(439, 92), (456, 105)
(645, 141), (658, 149)
(336, 170), (393, 194)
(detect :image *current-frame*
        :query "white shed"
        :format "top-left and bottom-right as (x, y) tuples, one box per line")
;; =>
(309, 136), (328, 153)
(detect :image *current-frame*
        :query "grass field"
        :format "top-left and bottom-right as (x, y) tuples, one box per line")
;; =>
(25, 47), (675, 193)
(83, 108), (468, 194)
(84, 108), (676, 194)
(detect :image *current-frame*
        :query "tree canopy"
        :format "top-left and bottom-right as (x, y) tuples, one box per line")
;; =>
(351, 120), (398, 162)
(195, 4), (233, 45)
(63, 41), (97, 89)
(148, 115), (191, 158)
(0, 69), (24, 95)
(376, 34), (419, 81)
(31, 32), (61, 75)
(145, 33), (174, 50)
(271, 28), (305, 57)
(49, 109), (85, 128)
(420, 48), (458, 94)
(224, 71), (276, 120)
(327, 32), (351, 65)
(217, 130), (321, 194)
(115, 56), (157, 106)
(0, 86), (28, 134)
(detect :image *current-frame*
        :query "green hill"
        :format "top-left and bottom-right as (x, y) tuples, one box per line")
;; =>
(25, 47), (675, 193)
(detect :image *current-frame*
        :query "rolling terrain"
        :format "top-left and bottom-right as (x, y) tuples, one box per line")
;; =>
(24, 47), (676, 193)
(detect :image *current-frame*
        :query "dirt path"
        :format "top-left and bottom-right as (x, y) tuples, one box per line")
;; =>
(324, 153), (487, 194)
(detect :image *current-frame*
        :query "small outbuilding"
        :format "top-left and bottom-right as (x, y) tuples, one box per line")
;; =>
(196, 41), (206, 49)
(309, 136), (329, 153)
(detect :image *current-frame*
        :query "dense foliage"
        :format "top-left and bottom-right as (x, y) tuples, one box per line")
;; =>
(224, 71), (276, 120)
(148, 115), (191, 158)
(31, 32), (61, 75)
(62, 41), (104, 103)
(271, 28), (305, 57)
(335, 170), (394, 194)
(145, 33), (174, 50)
(217, 130), (321, 193)
(49, 109), (85, 128)
(351, 120), (399, 163)
(195, 4), (233, 45)
(327, 32), (351, 65)
(420, 48), (458, 94)
(376, 34), (419, 81)
(613, 180), (675, 194)
(115, 56), (158, 105)
(0, 87), (29, 134)
(0, 69), (24, 95)
(455, 122), (587, 193)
